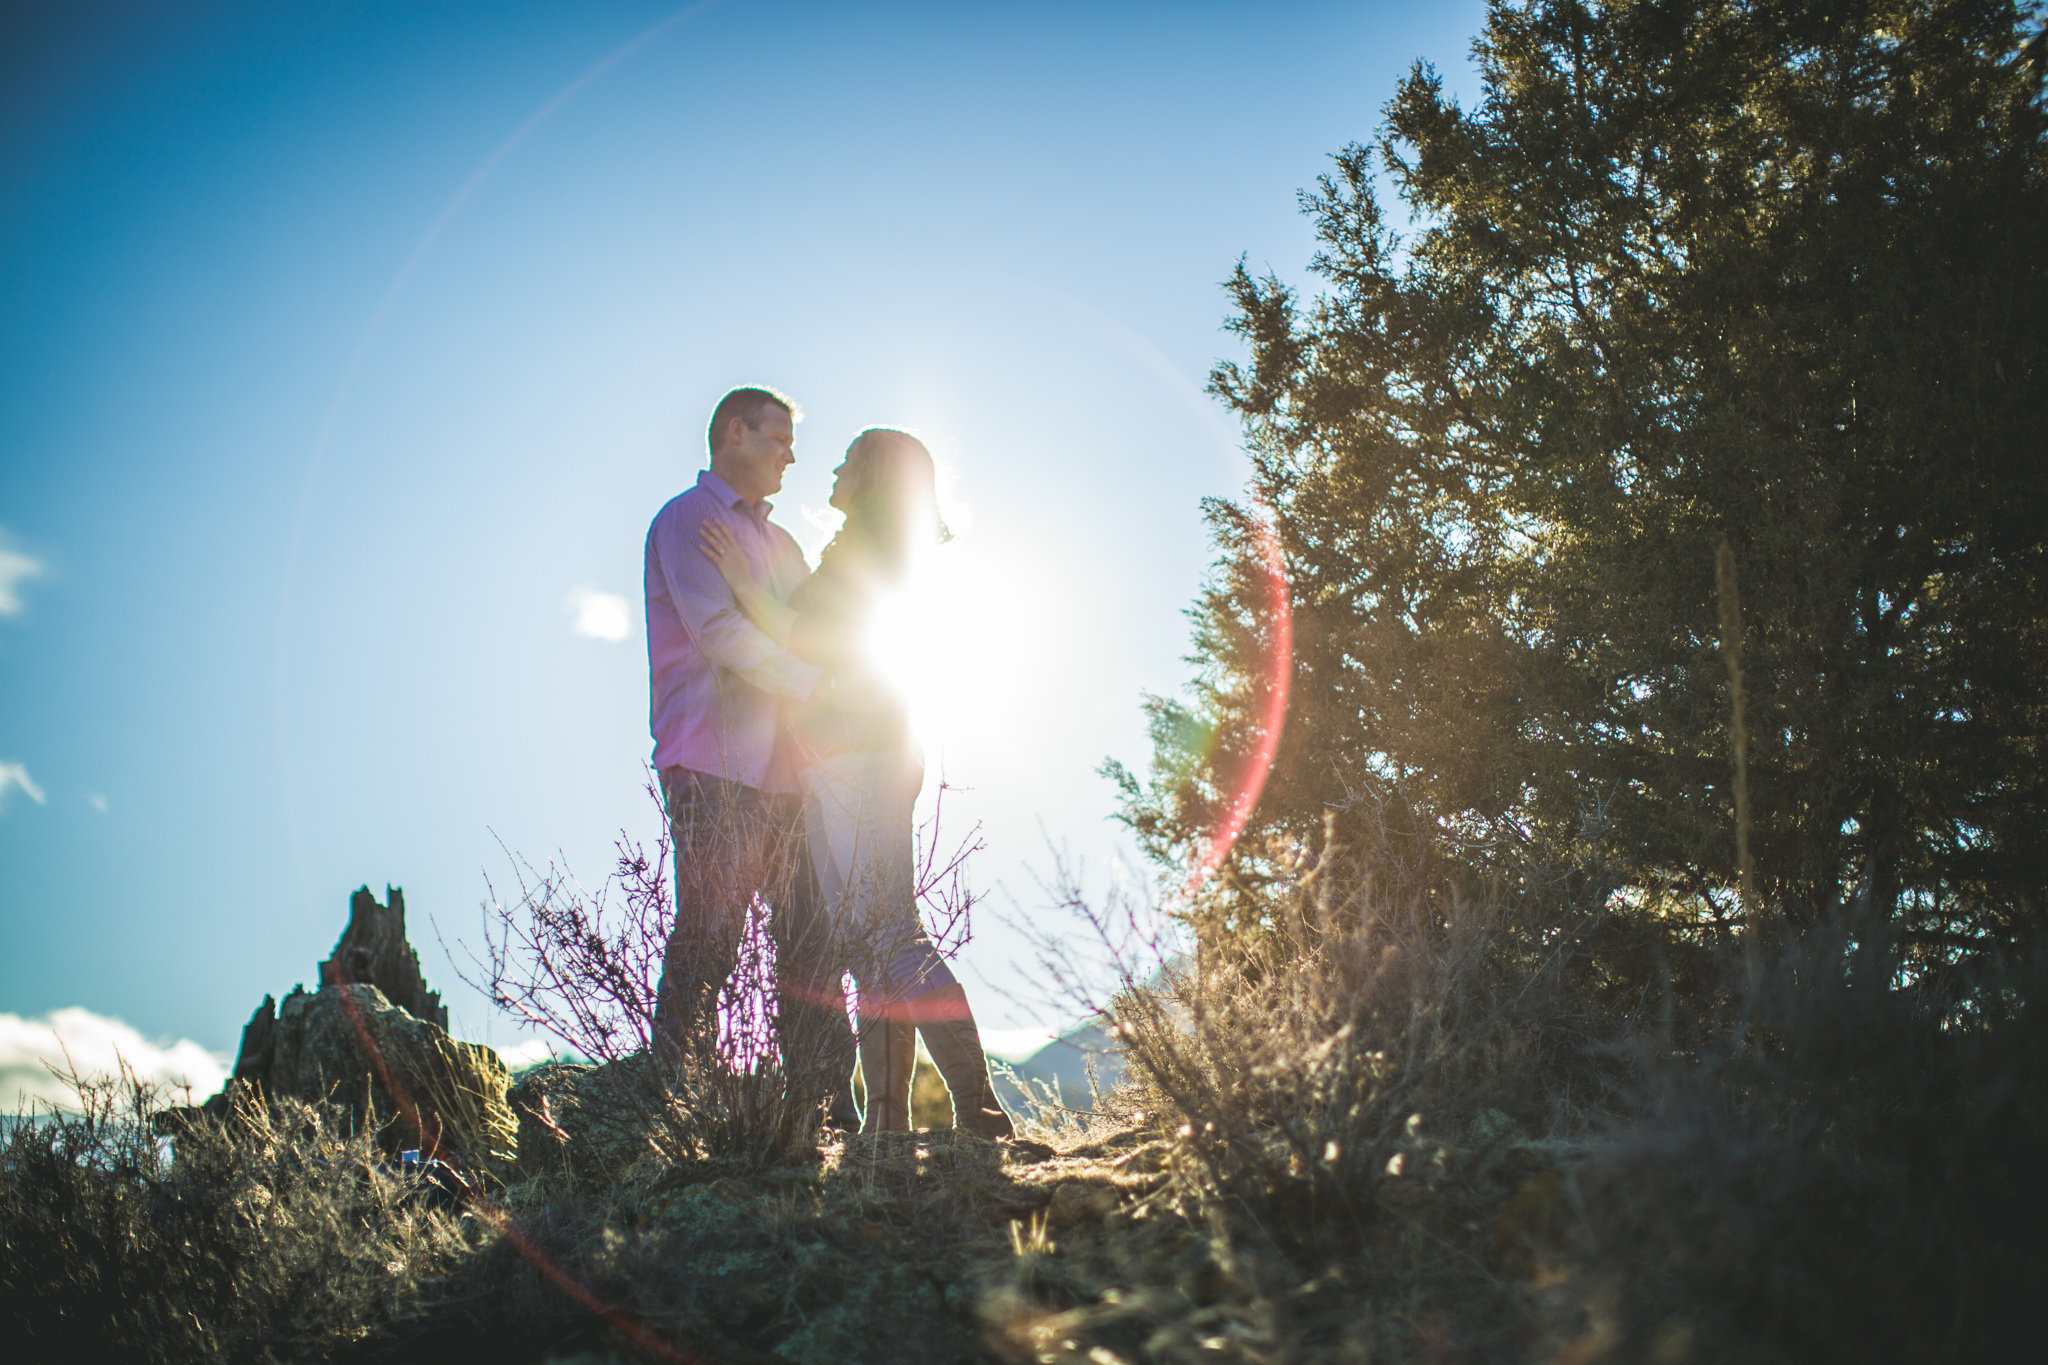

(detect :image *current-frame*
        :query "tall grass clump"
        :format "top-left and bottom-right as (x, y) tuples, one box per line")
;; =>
(1, 1058), (480, 1362)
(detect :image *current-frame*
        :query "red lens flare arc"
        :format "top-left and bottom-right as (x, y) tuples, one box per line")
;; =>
(1185, 508), (1293, 895)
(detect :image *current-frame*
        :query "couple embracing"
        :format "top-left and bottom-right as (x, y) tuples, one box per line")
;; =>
(641, 385), (1013, 1138)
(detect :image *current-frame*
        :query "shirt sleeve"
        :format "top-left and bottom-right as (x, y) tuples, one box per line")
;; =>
(652, 500), (822, 700)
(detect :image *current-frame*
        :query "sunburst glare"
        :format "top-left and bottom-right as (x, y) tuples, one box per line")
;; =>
(863, 522), (1012, 758)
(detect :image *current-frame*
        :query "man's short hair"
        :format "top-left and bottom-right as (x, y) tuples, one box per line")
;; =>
(707, 386), (801, 456)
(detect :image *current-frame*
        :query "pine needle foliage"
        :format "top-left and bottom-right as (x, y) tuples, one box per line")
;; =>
(1111, 0), (2048, 955)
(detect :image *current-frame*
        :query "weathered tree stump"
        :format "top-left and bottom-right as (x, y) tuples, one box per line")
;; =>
(163, 885), (512, 1169)
(318, 885), (448, 1030)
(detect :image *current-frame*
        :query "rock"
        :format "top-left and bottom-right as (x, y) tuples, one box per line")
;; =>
(317, 885), (448, 1030)
(256, 982), (514, 1166)
(1001, 1137), (1058, 1164)
(221, 886), (449, 1095)
(507, 1054), (668, 1180)
(177, 884), (514, 1168)
(231, 994), (279, 1084)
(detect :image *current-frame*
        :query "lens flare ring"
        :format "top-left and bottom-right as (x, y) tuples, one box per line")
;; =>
(1185, 505), (1292, 895)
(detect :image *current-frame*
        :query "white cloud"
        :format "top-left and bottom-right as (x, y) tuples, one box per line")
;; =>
(567, 587), (633, 643)
(497, 1037), (564, 1071)
(86, 792), (109, 812)
(0, 1008), (230, 1112)
(0, 761), (46, 812)
(0, 541), (45, 619)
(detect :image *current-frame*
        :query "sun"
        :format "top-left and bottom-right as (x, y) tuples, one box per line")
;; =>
(862, 534), (998, 757)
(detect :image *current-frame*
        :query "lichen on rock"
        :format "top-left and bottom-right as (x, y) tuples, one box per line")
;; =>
(507, 1054), (670, 1180)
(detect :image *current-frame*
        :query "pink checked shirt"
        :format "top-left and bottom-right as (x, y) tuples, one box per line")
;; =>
(644, 470), (821, 793)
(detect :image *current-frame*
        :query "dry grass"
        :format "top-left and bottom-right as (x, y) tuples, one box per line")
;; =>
(10, 791), (2041, 1362)
(9, 872), (2043, 1362)
(1, 1059), (480, 1362)
(386, 1028), (519, 1169)
(975, 801), (2047, 1365)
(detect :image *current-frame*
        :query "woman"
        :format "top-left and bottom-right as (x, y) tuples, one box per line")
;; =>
(700, 427), (1014, 1137)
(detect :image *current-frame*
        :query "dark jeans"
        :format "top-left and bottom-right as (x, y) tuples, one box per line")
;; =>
(651, 767), (855, 1106)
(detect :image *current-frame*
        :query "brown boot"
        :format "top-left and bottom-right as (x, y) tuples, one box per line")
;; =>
(857, 1014), (916, 1133)
(910, 984), (1016, 1139)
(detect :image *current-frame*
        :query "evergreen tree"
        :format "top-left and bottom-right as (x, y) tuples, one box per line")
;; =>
(1115, 0), (2048, 959)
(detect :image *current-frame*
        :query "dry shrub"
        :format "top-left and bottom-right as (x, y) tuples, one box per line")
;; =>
(1094, 805), (1636, 1216)
(469, 821), (669, 1068)
(999, 800), (1643, 1361)
(996, 797), (2048, 1363)
(1547, 916), (2048, 1365)
(0, 1057), (478, 1362)
(465, 779), (839, 1165)
(989, 1055), (1136, 1148)
(468, 775), (987, 1169)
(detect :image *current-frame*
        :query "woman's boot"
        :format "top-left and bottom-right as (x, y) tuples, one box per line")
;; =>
(910, 984), (1016, 1139)
(857, 1014), (916, 1133)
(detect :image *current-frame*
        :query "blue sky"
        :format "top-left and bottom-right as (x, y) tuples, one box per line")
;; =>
(1, 0), (1486, 1073)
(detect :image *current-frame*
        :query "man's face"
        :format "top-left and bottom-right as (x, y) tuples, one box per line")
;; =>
(718, 406), (795, 502)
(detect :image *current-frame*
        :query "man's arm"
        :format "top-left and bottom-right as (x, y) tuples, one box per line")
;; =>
(700, 519), (799, 646)
(651, 501), (820, 700)
(703, 520), (864, 670)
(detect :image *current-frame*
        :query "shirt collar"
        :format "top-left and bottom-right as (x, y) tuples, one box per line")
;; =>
(696, 469), (772, 526)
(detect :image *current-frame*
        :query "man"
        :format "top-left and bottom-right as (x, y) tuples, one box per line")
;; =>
(644, 385), (853, 1128)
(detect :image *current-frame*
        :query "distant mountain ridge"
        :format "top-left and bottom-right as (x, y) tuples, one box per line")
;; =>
(993, 1021), (1124, 1116)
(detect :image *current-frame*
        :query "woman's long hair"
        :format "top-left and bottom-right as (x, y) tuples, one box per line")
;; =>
(818, 427), (951, 582)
